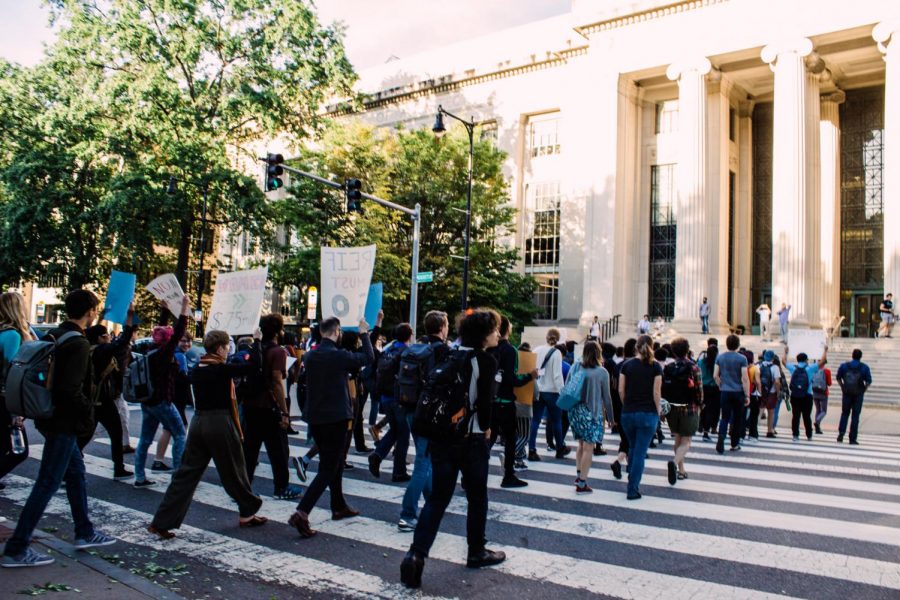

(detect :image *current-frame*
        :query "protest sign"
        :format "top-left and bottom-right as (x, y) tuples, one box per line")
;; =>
(146, 274), (185, 316)
(345, 282), (383, 332)
(206, 267), (269, 336)
(103, 270), (136, 324)
(787, 329), (828, 361)
(320, 245), (376, 325)
(514, 351), (537, 406)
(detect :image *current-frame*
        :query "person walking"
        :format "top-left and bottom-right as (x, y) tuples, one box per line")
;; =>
(0, 292), (36, 488)
(661, 337), (703, 483)
(153, 333), (193, 469)
(878, 293), (894, 338)
(777, 303), (792, 343)
(697, 339), (720, 442)
(569, 342), (613, 493)
(783, 346), (828, 442)
(812, 360), (833, 435)
(288, 317), (373, 538)
(699, 297), (710, 334)
(529, 329), (568, 460)
(836, 349), (873, 445)
(148, 330), (267, 538)
(609, 338), (636, 478)
(713, 334), (749, 454)
(758, 350), (782, 437)
(400, 310), (505, 589)
(368, 323), (414, 482)
(616, 335), (661, 500)
(2, 290), (116, 568)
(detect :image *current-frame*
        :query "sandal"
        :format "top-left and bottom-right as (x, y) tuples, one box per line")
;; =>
(677, 472), (688, 480)
(239, 515), (268, 528)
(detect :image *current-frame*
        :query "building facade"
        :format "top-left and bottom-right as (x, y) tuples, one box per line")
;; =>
(340, 0), (900, 336)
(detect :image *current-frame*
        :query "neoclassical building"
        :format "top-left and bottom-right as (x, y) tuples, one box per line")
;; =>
(338, 0), (900, 336)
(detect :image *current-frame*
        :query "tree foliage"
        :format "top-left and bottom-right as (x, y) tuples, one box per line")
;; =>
(271, 121), (538, 332)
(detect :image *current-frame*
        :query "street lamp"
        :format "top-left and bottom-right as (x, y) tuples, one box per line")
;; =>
(166, 175), (209, 336)
(433, 104), (475, 311)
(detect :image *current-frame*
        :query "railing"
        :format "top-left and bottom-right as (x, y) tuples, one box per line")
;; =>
(599, 314), (622, 343)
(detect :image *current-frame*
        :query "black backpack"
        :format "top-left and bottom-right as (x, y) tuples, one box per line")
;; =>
(661, 360), (697, 404)
(841, 365), (866, 395)
(396, 341), (446, 408)
(412, 349), (476, 441)
(375, 342), (405, 399)
(759, 361), (774, 394)
(789, 366), (810, 398)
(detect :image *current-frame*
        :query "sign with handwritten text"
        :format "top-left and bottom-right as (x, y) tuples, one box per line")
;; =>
(320, 245), (376, 325)
(206, 267), (269, 336)
(145, 274), (185, 316)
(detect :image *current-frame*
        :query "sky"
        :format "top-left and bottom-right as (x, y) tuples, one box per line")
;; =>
(0, 0), (572, 69)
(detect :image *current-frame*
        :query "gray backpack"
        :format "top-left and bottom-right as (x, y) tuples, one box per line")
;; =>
(4, 331), (83, 419)
(123, 350), (156, 403)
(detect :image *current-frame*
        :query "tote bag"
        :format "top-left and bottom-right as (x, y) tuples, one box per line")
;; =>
(557, 363), (585, 411)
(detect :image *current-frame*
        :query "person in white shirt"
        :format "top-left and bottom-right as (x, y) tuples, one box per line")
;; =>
(589, 316), (600, 341)
(699, 298), (710, 334)
(528, 328), (569, 460)
(654, 316), (665, 338)
(756, 304), (772, 340)
(637, 315), (650, 335)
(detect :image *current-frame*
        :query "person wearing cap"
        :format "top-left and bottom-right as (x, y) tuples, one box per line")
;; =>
(758, 350), (782, 438)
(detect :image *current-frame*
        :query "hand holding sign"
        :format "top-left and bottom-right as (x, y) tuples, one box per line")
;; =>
(146, 274), (185, 316)
(103, 270), (137, 325)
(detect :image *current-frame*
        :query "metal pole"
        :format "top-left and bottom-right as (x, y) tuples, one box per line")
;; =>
(196, 184), (208, 337)
(409, 203), (421, 334)
(461, 124), (474, 311)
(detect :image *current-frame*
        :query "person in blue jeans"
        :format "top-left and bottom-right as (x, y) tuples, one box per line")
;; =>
(713, 334), (750, 454)
(3, 290), (116, 568)
(529, 329), (568, 460)
(369, 324), (414, 482)
(616, 335), (661, 500)
(836, 349), (873, 445)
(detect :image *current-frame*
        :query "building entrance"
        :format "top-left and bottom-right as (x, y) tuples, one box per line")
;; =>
(851, 294), (882, 338)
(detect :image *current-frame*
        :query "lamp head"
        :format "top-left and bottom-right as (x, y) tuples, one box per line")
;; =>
(432, 107), (446, 138)
(166, 176), (177, 195)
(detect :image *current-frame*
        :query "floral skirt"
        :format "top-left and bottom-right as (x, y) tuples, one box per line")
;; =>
(569, 402), (604, 444)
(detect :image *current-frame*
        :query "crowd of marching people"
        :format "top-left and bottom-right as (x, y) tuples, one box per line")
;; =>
(0, 288), (877, 589)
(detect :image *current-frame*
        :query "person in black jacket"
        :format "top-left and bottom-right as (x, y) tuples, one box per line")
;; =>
(2, 290), (116, 568)
(288, 316), (373, 538)
(488, 316), (537, 488)
(400, 309), (505, 589)
(80, 303), (136, 480)
(148, 330), (267, 538)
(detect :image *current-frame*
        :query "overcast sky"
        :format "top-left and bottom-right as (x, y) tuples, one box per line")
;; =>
(0, 0), (571, 69)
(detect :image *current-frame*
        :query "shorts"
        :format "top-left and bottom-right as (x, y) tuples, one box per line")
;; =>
(666, 407), (700, 437)
(761, 392), (778, 411)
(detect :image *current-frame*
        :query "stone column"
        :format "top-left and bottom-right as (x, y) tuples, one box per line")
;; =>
(874, 22), (900, 301)
(805, 54), (825, 327)
(667, 58), (711, 331)
(761, 39), (818, 327)
(819, 89), (845, 325)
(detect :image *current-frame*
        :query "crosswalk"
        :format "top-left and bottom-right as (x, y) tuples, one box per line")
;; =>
(3, 418), (900, 599)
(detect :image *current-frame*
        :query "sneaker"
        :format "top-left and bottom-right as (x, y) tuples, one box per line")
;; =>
(702, 433), (711, 442)
(792, 436), (800, 443)
(150, 460), (171, 473)
(593, 446), (607, 456)
(122, 445), (136, 454)
(274, 485), (303, 500)
(113, 469), (134, 481)
(398, 519), (416, 532)
(745, 437), (759, 445)
(555, 446), (572, 459)
(547, 443), (557, 452)
(74, 531), (116, 550)
(575, 483), (593, 493)
(513, 461), (528, 472)
(849, 440), (860, 445)
(626, 491), (642, 500)
(343, 462), (355, 471)
(730, 445), (742, 452)
(292, 456), (308, 483)
(500, 475), (528, 488)
(1, 548), (55, 568)
(527, 450), (541, 462)
(814, 423), (823, 435)
(806, 435), (813, 442)
(134, 479), (157, 489)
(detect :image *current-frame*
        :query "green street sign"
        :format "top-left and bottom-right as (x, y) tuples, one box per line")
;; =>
(416, 271), (433, 284)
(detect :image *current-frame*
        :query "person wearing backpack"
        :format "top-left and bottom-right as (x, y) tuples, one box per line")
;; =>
(757, 350), (782, 437)
(80, 304), (136, 481)
(836, 349), (873, 445)
(528, 328), (568, 461)
(661, 337), (703, 484)
(133, 295), (192, 489)
(368, 323), (414, 482)
(783, 345), (828, 442)
(697, 339), (719, 442)
(2, 290), (117, 568)
(400, 309), (504, 589)
(812, 361), (833, 435)
(0, 292), (36, 489)
(398, 310), (450, 532)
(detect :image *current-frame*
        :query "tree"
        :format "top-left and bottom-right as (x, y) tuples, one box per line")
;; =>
(0, 0), (356, 299)
(271, 121), (538, 331)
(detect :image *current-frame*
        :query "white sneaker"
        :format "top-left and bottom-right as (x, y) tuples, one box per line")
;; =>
(745, 437), (759, 445)
(792, 436), (800, 443)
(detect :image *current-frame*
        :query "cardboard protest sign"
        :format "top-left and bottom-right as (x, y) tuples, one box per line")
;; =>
(103, 270), (136, 324)
(514, 351), (537, 406)
(345, 282), (383, 332)
(206, 267), (269, 336)
(146, 274), (185, 316)
(787, 329), (827, 361)
(320, 245), (376, 325)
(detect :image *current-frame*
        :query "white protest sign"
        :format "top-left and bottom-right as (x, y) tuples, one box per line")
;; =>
(787, 329), (827, 361)
(146, 274), (185, 316)
(206, 267), (269, 336)
(320, 245), (376, 325)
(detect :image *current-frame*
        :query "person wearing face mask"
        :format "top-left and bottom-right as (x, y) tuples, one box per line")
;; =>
(148, 330), (267, 538)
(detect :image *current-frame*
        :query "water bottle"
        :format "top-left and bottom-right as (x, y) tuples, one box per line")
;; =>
(10, 424), (26, 455)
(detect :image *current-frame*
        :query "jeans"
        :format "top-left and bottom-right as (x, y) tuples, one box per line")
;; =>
(791, 395), (813, 439)
(773, 398), (783, 429)
(242, 406), (290, 493)
(400, 411), (432, 524)
(297, 420), (350, 515)
(780, 321), (789, 340)
(373, 401), (410, 478)
(135, 402), (186, 482)
(529, 392), (564, 451)
(3, 433), (94, 557)
(411, 435), (489, 557)
(745, 395), (760, 439)
(814, 396), (828, 425)
(718, 391), (746, 449)
(620, 411), (658, 497)
(367, 391), (380, 426)
(838, 394), (864, 442)
(701, 315), (709, 334)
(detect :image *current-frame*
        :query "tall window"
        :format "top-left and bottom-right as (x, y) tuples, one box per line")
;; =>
(649, 165), (676, 318)
(655, 100), (679, 134)
(751, 102), (773, 310)
(525, 181), (561, 319)
(529, 116), (561, 157)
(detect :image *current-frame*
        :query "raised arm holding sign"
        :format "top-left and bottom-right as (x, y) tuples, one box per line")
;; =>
(146, 274), (185, 316)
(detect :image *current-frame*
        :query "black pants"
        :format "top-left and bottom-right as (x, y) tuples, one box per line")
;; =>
(297, 420), (350, 515)
(701, 386), (720, 433)
(792, 395), (814, 439)
(78, 399), (124, 472)
(718, 391), (745, 449)
(411, 435), (489, 557)
(612, 396), (629, 455)
(745, 395), (760, 439)
(242, 406), (290, 492)
(0, 403), (28, 480)
(352, 388), (368, 451)
(488, 402), (517, 479)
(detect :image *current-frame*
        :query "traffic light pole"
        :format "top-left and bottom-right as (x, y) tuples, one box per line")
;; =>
(266, 162), (423, 333)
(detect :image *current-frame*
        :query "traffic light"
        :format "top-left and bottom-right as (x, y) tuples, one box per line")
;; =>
(265, 153), (284, 192)
(345, 178), (362, 211)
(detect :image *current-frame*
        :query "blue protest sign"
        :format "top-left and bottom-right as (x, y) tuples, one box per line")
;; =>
(103, 270), (136, 324)
(345, 282), (383, 332)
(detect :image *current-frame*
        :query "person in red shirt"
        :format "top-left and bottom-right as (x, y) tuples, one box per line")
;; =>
(812, 362), (833, 435)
